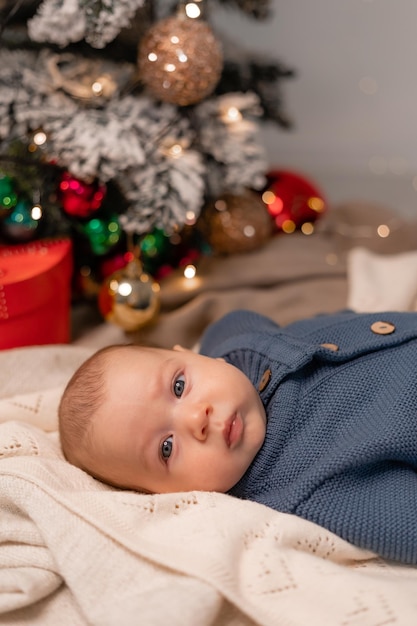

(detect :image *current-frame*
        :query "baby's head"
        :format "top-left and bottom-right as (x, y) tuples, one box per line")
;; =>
(59, 343), (267, 494)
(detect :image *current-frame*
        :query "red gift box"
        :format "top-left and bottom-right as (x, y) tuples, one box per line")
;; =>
(0, 238), (73, 349)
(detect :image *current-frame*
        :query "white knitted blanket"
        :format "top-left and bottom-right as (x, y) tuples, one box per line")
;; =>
(1, 248), (417, 625)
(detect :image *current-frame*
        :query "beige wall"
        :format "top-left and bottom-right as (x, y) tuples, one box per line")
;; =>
(212, 0), (417, 216)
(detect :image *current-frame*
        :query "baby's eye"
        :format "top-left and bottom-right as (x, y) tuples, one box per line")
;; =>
(173, 374), (185, 398)
(161, 435), (173, 461)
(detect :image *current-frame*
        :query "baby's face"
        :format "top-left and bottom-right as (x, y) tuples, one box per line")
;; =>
(87, 345), (267, 493)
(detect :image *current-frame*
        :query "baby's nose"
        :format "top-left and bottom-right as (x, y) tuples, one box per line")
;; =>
(186, 403), (211, 441)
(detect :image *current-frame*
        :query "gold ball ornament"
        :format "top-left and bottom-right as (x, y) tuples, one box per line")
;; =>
(98, 259), (160, 332)
(200, 190), (273, 255)
(138, 14), (223, 106)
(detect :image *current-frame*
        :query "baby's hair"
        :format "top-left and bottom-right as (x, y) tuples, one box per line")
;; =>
(58, 344), (126, 468)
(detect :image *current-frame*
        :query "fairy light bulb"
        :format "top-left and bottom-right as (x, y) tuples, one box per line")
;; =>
(31, 204), (42, 220)
(161, 139), (189, 158)
(33, 131), (47, 146)
(28, 130), (48, 154)
(185, 211), (196, 225)
(89, 74), (117, 98)
(92, 80), (104, 95)
(307, 197), (325, 213)
(222, 106), (242, 124)
(118, 281), (133, 297)
(169, 143), (183, 157)
(377, 224), (390, 238)
(185, 3), (201, 18)
(282, 220), (296, 234)
(184, 264), (196, 279)
(301, 222), (314, 235)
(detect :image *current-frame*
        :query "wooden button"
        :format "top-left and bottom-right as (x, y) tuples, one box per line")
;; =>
(258, 368), (272, 392)
(320, 342), (339, 352)
(370, 321), (395, 335)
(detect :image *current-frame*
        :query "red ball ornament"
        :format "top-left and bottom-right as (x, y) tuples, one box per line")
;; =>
(262, 170), (327, 234)
(100, 251), (133, 279)
(59, 172), (106, 218)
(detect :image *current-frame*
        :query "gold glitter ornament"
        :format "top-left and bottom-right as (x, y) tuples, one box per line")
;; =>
(138, 14), (223, 106)
(98, 259), (160, 332)
(199, 189), (273, 255)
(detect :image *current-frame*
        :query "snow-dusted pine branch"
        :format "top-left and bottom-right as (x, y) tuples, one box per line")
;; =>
(0, 46), (268, 235)
(194, 92), (267, 195)
(27, 0), (146, 48)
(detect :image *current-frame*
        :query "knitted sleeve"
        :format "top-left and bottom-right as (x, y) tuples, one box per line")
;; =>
(295, 462), (417, 564)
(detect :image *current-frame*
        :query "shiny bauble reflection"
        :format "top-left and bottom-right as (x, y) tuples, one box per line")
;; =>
(98, 259), (160, 331)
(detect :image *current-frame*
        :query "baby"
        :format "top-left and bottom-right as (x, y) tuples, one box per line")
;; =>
(59, 309), (417, 564)
(59, 340), (267, 495)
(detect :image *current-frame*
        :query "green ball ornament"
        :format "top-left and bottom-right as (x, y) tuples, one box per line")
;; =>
(0, 174), (17, 217)
(2, 199), (40, 241)
(140, 228), (169, 260)
(81, 214), (121, 255)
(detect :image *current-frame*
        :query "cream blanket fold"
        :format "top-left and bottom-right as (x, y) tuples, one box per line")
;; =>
(347, 246), (417, 312)
(1, 345), (417, 625)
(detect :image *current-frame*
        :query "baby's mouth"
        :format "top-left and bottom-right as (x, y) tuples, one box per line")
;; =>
(223, 414), (243, 448)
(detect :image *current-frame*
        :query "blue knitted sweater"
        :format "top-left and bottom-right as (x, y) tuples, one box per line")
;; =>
(199, 309), (417, 564)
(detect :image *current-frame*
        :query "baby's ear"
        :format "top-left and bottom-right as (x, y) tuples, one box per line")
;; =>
(173, 344), (188, 352)
(173, 344), (225, 361)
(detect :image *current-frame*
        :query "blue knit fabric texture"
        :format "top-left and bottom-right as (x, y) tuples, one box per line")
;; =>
(200, 309), (417, 564)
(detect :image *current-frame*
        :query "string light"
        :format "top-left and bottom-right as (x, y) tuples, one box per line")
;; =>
(162, 141), (186, 158)
(33, 131), (47, 146)
(0, 190), (16, 208)
(91, 81), (104, 95)
(221, 106), (242, 124)
(28, 129), (48, 153)
(243, 225), (255, 238)
(282, 220), (296, 234)
(307, 197), (325, 213)
(214, 199), (227, 211)
(117, 281), (133, 297)
(325, 219), (400, 241)
(262, 190), (283, 216)
(262, 190), (276, 205)
(177, 51), (188, 63)
(184, 264), (196, 279)
(185, 3), (201, 18)
(377, 224), (390, 238)
(301, 222), (314, 235)
(185, 211), (197, 225)
(31, 204), (42, 220)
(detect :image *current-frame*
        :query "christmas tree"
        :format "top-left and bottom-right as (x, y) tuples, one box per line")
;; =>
(0, 0), (295, 329)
